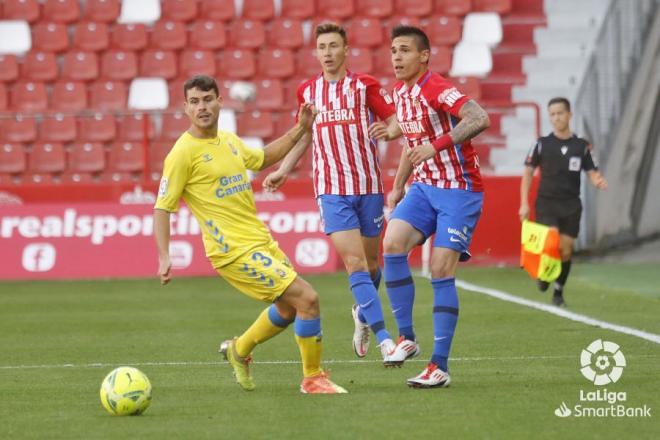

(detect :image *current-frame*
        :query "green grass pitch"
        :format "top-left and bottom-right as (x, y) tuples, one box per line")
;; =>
(1, 263), (659, 439)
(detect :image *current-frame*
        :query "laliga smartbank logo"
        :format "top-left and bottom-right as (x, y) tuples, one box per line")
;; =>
(554, 339), (652, 418)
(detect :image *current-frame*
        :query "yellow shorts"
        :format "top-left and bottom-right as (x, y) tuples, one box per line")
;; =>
(211, 241), (298, 303)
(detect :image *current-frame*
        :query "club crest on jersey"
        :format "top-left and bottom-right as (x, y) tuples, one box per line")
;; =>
(561, 146), (568, 155)
(202, 153), (213, 162)
(346, 88), (354, 99)
(380, 88), (393, 104)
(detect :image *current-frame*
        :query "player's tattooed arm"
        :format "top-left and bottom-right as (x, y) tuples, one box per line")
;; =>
(450, 100), (490, 144)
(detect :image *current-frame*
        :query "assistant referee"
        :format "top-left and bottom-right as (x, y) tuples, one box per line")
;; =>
(519, 97), (607, 306)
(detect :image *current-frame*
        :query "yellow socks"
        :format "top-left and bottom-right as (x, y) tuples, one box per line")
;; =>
(235, 305), (293, 358)
(294, 317), (322, 377)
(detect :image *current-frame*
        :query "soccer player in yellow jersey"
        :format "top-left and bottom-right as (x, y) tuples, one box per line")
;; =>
(153, 75), (347, 394)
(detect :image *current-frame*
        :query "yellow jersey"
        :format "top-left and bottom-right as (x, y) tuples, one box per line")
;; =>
(154, 130), (272, 266)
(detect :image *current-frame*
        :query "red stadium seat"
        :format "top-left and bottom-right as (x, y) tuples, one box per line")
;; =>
(381, 16), (421, 42)
(39, 113), (77, 142)
(427, 16), (462, 46)
(29, 141), (66, 173)
(78, 113), (116, 141)
(179, 50), (216, 78)
(108, 141), (145, 173)
(111, 24), (148, 51)
(10, 82), (48, 112)
(167, 78), (186, 108)
(452, 76), (481, 100)
(100, 50), (138, 80)
(0, 142), (26, 174)
(217, 49), (256, 80)
(150, 20), (187, 50)
(189, 21), (227, 50)
(0, 115), (37, 142)
(346, 47), (373, 74)
(73, 22), (110, 52)
(0, 55), (19, 82)
(89, 81), (127, 111)
(51, 81), (88, 111)
(283, 77), (305, 109)
(429, 45), (452, 74)
(356, 0), (393, 18)
(253, 79), (284, 110)
(160, 111), (190, 139)
(200, 0), (235, 22)
(162, 0), (198, 22)
(43, 0), (80, 22)
(280, 0), (315, 19)
(118, 113), (154, 141)
(21, 51), (58, 81)
(242, 0), (275, 21)
(68, 141), (105, 173)
(0, 84), (7, 111)
(84, 0), (120, 23)
(258, 49), (295, 79)
(317, 0), (355, 19)
(3, 0), (39, 23)
(31, 22), (69, 52)
(273, 109), (297, 138)
(434, 0), (471, 16)
(395, 0), (433, 16)
(61, 51), (99, 81)
(237, 111), (274, 138)
(373, 46), (394, 76)
(473, 0), (512, 14)
(348, 18), (384, 47)
(149, 141), (173, 175)
(140, 50), (178, 79)
(267, 19), (304, 49)
(217, 80), (244, 110)
(296, 49), (320, 78)
(230, 20), (265, 49)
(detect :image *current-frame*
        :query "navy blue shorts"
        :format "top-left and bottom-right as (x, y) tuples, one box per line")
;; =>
(317, 194), (385, 237)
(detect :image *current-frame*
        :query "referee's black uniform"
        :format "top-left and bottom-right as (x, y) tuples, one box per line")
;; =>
(525, 133), (598, 238)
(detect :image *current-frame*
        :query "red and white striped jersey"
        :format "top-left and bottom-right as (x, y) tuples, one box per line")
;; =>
(393, 71), (483, 192)
(297, 71), (395, 196)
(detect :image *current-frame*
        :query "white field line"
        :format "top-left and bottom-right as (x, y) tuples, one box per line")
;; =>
(455, 279), (660, 345)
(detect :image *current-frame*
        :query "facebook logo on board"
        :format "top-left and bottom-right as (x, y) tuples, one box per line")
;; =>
(22, 243), (56, 272)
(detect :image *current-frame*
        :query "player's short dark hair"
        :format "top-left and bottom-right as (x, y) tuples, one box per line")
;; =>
(391, 25), (430, 52)
(183, 75), (219, 100)
(548, 97), (571, 112)
(315, 22), (348, 45)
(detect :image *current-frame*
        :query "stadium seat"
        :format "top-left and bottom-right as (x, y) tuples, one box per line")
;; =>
(179, 50), (216, 77)
(111, 23), (148, 50)
(450, 42), (492, 77)
(28, 141), (66, 174)
(139, 50), (177, 79)
(348, 18), (384, 48)
(100, 50), (138, 80)
(73, 22), (110, 52)
(199, 0), (236, 22)
(217, 49), (256, 79)
(159, 111), (189, 139)
(161, 0), (198, 22)
(0, 142), (26, 174)
(237, 111), (273, 139)
(253, 79), (284, 110)
(381, 16), (421, 42)
(117, 0), (161, 24)
(84, 0), (121, 23)
(347, 47), (373, 74)
(267, 19), (303, 49)
(356, 0), (393, 18)
(21, 51), (58, 81)
(150, 20), (187, 50)
(280, 0), (315, 19)
(0, 55), (19, 82)
(51, 81), (87, 111)
(189, 20), (227, 50)
(149, 140), (172, 175)
(372, 46), (393, 76)
(43, 0), (80, 23)
(0, 115), (37, 142)
(128, 78), (169, 110)
(434, 0), (471, 16)
(429, 46), (452, 74)
(0, 84), (7, 111)
(39, 113), (76, 142)
(218, 80), (244, 110)
(117, 113), (154, 141)
(10, 82), (47, 112)
(258, 49), (295, 79)
(427, 15), (462, 46)
(31, 22), (69, 52)
(462, 13), (502, 47)
(61, 51), (99, 81)
(272, 109), (297, 136)
(241, 0), (275, 21)
(452, 76), (482, 100)
(167, 78), (186, 107)
(473, 0), (512, 14)
(3, 0), (39, 23)
(0, 20), (31, 55)
(89, 80), (128, 111)
(296, 49), (320, 78)
(68, 141), (105, 173)
(395, 0), (433, 16)
(108, 141), (145, 173)
(77, 112), (116, 141)
(230, 20), (265, 49)
(317, 0), (355, 19)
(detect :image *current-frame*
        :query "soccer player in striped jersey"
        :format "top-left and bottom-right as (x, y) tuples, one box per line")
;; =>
(369, 26), (490, 388)
(263, 23), (403, 365)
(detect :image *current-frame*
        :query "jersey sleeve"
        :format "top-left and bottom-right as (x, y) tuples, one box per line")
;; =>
(294, 81), (307, 123)
(431, 76), (471, 117)
(154, 144), (191, 212)
(363, 76), (395, 120)
(227, 132), (265, 171)
(582, 143), (598, 171)
(524, 140), (541, 167)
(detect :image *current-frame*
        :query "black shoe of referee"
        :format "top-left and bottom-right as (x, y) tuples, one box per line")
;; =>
(536, 279), (550, 292)
(552, 291), (566, 307)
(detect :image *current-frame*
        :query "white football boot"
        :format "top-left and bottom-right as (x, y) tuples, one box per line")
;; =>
(407, 363), (451, 388)
(382, 336), (420, 367)
(351, 304), (370, 358)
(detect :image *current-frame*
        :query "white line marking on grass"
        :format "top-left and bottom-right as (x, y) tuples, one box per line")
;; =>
(456, 279), (660, 345)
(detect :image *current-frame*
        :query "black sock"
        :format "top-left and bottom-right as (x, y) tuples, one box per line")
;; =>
(554, 260), (572, 295)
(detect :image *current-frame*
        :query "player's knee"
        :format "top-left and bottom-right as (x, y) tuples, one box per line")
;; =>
(343, 254), (368, 274)
(296, 280), (320, 315)
(383, 234), (405, 254)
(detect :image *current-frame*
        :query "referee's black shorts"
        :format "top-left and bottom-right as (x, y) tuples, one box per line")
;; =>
(535, 197), (582, 238)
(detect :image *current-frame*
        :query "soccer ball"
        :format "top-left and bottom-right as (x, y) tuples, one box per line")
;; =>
(100, 366), (152, 416)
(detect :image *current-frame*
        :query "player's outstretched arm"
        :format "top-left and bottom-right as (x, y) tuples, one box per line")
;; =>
(587, 170), (608, 190)
(154, 208), (172, 286)
(262, 133), (312, 192)
(519, 165), (535, 222)
(261, 103), (317, 170)
(368, 115), (402, 141)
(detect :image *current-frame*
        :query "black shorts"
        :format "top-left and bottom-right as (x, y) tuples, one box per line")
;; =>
(535, 197), (582, 238)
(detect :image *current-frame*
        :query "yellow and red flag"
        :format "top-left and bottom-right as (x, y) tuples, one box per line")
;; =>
(520, 220), (561, 282)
